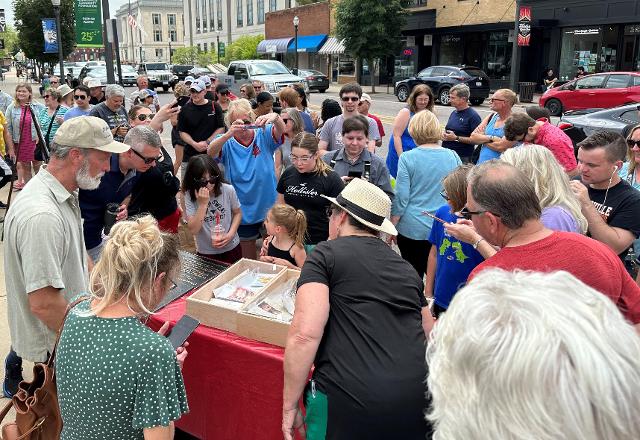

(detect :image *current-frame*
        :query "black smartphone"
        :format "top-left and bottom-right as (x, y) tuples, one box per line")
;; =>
(348, 170), (362, 178)
(177, 96), (190, 107)
(166, 315), (200, 349)
(170, 101), (179, 109)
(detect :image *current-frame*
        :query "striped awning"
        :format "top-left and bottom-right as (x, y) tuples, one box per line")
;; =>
(257, 38), (293, 54)
(319, 37), (346, 55)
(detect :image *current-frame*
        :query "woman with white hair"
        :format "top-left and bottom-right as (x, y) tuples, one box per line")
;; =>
(208, 98), (285, 258)
(501, 144), (588, 233)
(427, 268), (640, 440)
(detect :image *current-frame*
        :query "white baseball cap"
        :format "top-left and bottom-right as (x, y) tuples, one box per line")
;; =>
(54, 116), (130, 154)
(190, 79), (207, 93)
(360, 93), (372, 103)
(87, 79), (103, 89)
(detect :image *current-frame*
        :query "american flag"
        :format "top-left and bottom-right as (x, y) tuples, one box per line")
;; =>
(127, 13), (137, 28)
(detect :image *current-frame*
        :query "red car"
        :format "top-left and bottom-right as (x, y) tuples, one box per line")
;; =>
(540, 72), (640, 116)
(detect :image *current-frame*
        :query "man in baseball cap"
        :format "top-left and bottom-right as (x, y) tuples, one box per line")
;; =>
(87, 78), (105, 105)
(184, 75), (195, 85)
(2, 116), (127, 396)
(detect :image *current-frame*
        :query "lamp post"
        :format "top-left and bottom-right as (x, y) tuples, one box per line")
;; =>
(51, 0), (65, 83)
(216, 31), (220, 64)
(169, 40), (172, 64)
(293, 16), (299, 75)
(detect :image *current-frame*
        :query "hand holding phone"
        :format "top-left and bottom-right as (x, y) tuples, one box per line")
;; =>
(166, 315), (200, 349)
(421, 211), (448, 224)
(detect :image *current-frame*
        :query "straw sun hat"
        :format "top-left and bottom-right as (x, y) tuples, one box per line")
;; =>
(322, 178), (397, 236)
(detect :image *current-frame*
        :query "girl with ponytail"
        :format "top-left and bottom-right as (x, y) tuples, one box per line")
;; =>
(260, 204), (307, 268)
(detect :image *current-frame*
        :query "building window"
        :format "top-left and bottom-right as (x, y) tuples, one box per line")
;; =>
(269, 0), (276, 12)
(156, 48), (163, 58)
(198, 43), (201, 51)
(204, 42), (208, 52)
(169, 30), (177, 42)
(202, 0), (208, 32)
(196, 0), (201, 33)
(237, 0), (243, 27)
(168, 14), (176, 26)
(154, 29), (162, 42)
(152, 13), (161, 26)
(486, 31), (512, 80)
(439, 34), (464, 66)
(257, 0), (264, 24)
(217, 0), (223, 30)
(209, 0), (215, 33)
(559, 27), (606, 79)
(247, 0), (253, 26)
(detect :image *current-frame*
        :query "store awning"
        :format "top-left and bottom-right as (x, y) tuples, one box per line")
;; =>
(257, 38), (293, 54)
(287, 34), (328, 53)
(318, 37), (346, 55)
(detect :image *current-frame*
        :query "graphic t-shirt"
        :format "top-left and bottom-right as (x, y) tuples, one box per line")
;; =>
(277, 167), (344, 244)
(319, 114), (380, 151)
(177, 100), (225, 163)
(428, 205), (484, 309)
(534, 120), (577, 172)
(89, 103), (129, 142)
(184, 183), (241, 254)
(442, 107), (482, 158)
(588, 180), (640, 259)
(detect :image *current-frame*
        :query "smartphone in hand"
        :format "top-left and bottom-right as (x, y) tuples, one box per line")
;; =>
(166, 315), (200, 349)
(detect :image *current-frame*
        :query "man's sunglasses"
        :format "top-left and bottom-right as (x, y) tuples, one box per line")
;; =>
(136, 113), (155, 121)
(73, 95), (87, 100)
(627, 139), (640, 148)
(132, 148), (162, 164)
(456, 206), (488, 220)
(341, 97), (360, 102)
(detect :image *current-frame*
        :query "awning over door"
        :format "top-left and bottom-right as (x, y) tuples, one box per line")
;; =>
(318, 37), (346, 55)
(257, 38), (293, 54)
(287, 34), (328, 53)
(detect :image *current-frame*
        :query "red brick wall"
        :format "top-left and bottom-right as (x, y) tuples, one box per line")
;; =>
(265, 2), (332, 39)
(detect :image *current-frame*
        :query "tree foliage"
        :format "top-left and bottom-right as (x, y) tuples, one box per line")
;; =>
(13, 0), (76, 63)
(0, 25), (19, 58)
(172, 46), (199, 65)
(222, 35), (263, 65)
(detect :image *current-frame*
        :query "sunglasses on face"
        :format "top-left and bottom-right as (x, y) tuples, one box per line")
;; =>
(341, 96), (360, 102)
(196, 177), (217, 186)
(489, 98), (506, 103)
(43, 95), (51, 99)
(457, 206), (488, 220)
(74, 95), (87, 100)
(132, 148), (162, 164)
(136, 113), (155, 121)
(627, 139), (640, 148)
(50, 81), (59, 85)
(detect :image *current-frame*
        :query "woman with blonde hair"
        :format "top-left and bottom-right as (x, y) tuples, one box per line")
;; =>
(387, 84), (435, 178)
(619, 124), (640, 281)
(501, 144), (587, 233)
(276, 132), (344, 252)
(209, 98), (285, 258)
(56, 216), (189, 440)
(274, 107), (304, 176)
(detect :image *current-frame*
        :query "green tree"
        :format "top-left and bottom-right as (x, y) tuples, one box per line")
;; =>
(13, 0), (76, 63)
(172, 46), (199, 65)
(0, 25), (20, 58)
(222, 35), (264, 65)
(197, 50), (217, 67)
(334, 0), (407, 92)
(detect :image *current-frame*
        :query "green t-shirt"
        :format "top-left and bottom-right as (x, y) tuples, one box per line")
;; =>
(57, 300), (189, 439)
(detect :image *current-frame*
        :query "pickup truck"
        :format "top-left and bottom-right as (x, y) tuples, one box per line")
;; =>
(217, 60), (308, 98)
(137, 62), (178, 91)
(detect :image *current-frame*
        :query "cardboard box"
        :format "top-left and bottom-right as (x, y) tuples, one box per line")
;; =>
(237, 269), (300, 347)
(186, 258), (286, 333)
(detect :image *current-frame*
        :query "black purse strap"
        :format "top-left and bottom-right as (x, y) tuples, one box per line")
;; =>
(44, 106), (59, 148)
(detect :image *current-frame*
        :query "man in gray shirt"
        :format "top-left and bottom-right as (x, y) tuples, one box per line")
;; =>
(319, 83), (380, 153)
(89, 84), (129, 142)
(2, 116), (129, 397)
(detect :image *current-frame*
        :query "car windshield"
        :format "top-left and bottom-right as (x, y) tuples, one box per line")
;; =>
(146, 63), (168, 70)
(248, 62), (291, 75)
(462, 68), (485, 78)
(121, 65), (136, 72)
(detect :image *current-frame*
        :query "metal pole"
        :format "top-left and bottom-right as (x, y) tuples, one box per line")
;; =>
(112, 19), (123, 86)
(169, 41), (172, 64)
(216, 34), (220, 63)
(53, 5), (65, 85)
(509, 0), (521, 92)
(294, 25), (298, 75)
(101, 0), (116, 84)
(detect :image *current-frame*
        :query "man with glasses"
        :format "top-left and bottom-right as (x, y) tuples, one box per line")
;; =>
(89, 84), (129, 142)
(63, 85), (93, 121)
(87, 79), (106, 105)
(49, 76), (60, 89)
(79, 126), (164, 262)
(444, 160), (640, 329)
(252, 80), (265, 94)
(178, 79), (225, 179)
(319, 83), (380, 152)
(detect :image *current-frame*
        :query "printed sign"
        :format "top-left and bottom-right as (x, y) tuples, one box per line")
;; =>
(42, 18), (59, 53)
(218, 41), (225, 57)
(517, 6), (532, 46)
(0, 9), (6, 32)
(75, 0), (103, 48)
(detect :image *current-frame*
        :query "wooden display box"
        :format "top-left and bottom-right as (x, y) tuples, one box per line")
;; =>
(237, 269), (300, 347)
(185, 258), (286, 334)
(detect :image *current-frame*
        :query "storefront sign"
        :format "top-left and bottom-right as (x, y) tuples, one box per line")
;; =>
(403, 48), (414, 56)
(0, 9), (6, 32)
(42, 18), (59, 54)
(517, 6), (532, 46)
(424, 35), (433, 46)
(75, 0), (103, 48)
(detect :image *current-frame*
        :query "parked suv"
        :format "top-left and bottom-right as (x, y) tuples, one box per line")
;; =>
(217, 60), (308, 98)
(171, 64), (194, 81)
(394, 65), (490, 106)
(137, 62), (178, 91)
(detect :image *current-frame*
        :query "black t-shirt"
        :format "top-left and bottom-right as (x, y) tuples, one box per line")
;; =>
(89, 95), (105, 105)
(442, 107), (482, 157)
(298, 236), (428, 439)
(128, 146), (179, 220)
(177, 99), (225, 163)
(588, 179), (640, 259)
(171, 126), (187, 148)
(276, 167), (344, 244)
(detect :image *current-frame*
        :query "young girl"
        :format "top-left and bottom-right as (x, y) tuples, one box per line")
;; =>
(260, 204), (307, 269)
(182, 155), (243, 263)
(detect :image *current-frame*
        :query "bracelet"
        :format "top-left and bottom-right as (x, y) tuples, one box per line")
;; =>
(455, 135), (460, 142)
(472, 237), (485, 249)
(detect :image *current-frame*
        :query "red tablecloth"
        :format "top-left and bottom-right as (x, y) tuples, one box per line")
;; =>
(148, 293), (288, 440)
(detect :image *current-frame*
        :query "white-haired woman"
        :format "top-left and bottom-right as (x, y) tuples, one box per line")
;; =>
(501, 144), (587, 233)
(57, 216), (189, 440)
(427, 269), (640, 440)
(208, 98), (285, 258)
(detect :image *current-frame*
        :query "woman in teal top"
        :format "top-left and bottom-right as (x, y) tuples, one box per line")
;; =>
(38, 88), (67, 148)
(470, 88), (517, 163)
(57, 216), (189, 440)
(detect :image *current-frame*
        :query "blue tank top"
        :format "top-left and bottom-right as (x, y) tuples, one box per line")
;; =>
(477, 113), (505, 163)
(386, 111), (416, 178)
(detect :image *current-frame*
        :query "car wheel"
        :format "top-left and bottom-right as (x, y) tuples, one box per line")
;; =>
(396, 85), (409, 102)
(438, 87), (451, 105)
(544, 98), (563, 116)
(319, 88), (328, 93)
(470, 98), (484, 106)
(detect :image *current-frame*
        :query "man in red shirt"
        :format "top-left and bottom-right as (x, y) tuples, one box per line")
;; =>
(463, 160), (640, 328)
(358, 93), (385, 148)
(504, 112), (578, 177)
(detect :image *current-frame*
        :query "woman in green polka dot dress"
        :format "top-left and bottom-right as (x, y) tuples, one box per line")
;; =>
(57, 215), (189, 439)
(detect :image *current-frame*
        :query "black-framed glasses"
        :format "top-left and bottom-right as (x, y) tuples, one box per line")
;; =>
(132, 148), (162, 164)
(281, 117), (292, 124)
(136, 113), (155, 121)
(341, 96), (359, 102)
(440, 191), (449, 201)
(43, 95), (51, 99)
(168, 277), (177, 290)
(74, 94), (87, 100)
(196, 177), (216, 186)
(457, 206), (488, 220)
(627, 139), (640, 148)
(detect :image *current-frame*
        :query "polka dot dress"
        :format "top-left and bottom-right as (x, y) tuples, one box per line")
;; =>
(56, 299), (189, 439)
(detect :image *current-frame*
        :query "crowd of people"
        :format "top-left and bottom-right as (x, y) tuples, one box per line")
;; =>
(2, 68), (640, 440)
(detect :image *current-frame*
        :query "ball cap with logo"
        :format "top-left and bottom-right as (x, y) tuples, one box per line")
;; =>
(53, 116), (130, 154)
(322, 178), (397, 236)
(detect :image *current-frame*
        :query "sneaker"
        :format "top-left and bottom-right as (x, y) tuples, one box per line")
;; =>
(3, 354), (23, 398)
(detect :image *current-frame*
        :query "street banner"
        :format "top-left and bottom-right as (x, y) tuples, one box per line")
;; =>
(42, 18), (59, 54)
(75, 0), (103, 48)
(517, 6), (532, 46)
(0, 9), (6, 32)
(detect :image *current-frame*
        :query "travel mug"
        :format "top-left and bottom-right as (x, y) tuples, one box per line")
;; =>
(104, 203), (120, 236)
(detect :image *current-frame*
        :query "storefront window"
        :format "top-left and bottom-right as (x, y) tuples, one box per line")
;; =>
(486, 31), (512, 80)
(393, 38), (416, 80)
(559, 27), (602, 80)
(338, 54), (355, 76)
(440, 34), (463, 66)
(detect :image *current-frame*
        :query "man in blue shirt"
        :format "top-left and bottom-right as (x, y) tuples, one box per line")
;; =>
(442, 84), (482, 163)
(63, 85), (93, 121)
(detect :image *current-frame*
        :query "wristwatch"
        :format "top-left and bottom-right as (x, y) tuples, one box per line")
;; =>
(472, 237), (485, 249)
(455, 135), (460, 142)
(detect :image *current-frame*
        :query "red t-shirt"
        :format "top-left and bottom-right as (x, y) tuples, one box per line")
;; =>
(470, 231), (640, 323)
(534, 119), (577, 172)
(368, 113), (385, 138)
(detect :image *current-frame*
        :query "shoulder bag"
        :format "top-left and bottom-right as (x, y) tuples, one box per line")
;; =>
(0, 296), (88, 440)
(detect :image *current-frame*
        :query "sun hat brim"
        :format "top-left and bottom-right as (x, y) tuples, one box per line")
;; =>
(321, 195), (397, 236)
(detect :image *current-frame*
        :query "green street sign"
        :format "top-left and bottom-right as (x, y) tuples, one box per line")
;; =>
(218, 41), (225, 58)
(75, 0), (103, 48)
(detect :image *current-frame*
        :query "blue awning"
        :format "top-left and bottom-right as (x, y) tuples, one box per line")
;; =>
(287, 34), (328, 53)
(257, 38), (293, 54)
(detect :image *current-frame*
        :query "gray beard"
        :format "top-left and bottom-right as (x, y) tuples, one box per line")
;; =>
(76, 158), (104, 190)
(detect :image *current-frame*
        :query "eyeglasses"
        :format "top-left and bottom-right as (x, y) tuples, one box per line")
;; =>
(50, 81), (59, 85)
(282, 118), (292, 124)
(440, 191), (450, 201)
(457, 206), (488, 220)
(74, 95), (87, 100)
(290, 154), (313, 162)
(136, 113), (155, 121)
(489, 98), (506, 102)
(242, 119), (253, 124)
(43, 95), (51, 99)
(253, 86), (263, 91)
(131, 148), (163, 164)
(341, 96), (360, 102)
(627, 139), (640, 148)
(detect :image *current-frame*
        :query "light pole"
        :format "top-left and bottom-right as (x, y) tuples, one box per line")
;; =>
(293, 16), (299, 75)
(51, 0), (65, 82)
(169, 40), (172, 64)
(216, 32), (220, 64)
